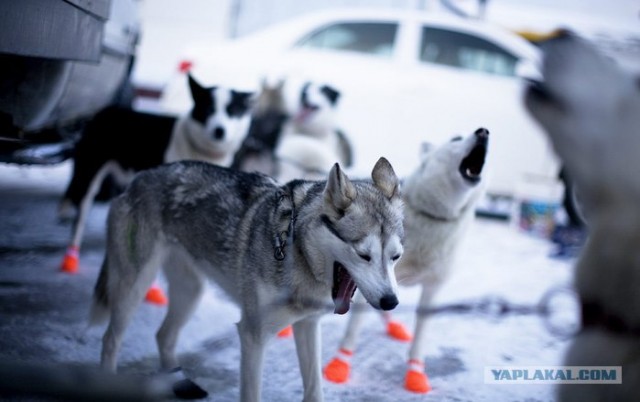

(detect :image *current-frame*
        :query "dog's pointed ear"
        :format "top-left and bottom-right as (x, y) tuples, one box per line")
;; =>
(188, 73), (212, 103)
(420, 142), (434, 159)
(320, 85), (340, 105)
(372, 157), (399, 199)
(324, 163), (357, 214)
(233, 90), (256, 108)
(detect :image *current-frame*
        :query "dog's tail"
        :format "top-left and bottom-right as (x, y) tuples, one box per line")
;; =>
(89, 256), (111, 326)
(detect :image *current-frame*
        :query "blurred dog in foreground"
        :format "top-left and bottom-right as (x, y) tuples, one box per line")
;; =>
(90, 158), (404, 401)
(324, 128), (489, 393)
(525, 31), (640, 401)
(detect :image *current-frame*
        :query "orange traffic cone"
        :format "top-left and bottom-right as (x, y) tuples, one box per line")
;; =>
(145, 283), (168, 305)
(60, 245), (80, 274)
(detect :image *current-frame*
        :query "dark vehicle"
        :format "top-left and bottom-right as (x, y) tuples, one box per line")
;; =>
(0, 0), (140, 164)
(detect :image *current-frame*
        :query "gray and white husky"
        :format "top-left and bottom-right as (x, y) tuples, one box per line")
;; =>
(90, 158), (404, 401)
(324, 128), (489, 393)
(525, 31), (640, 402)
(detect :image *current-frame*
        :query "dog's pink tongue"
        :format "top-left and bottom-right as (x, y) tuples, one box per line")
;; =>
(333, 277), (357, 315)
(294, 107), (313, 124)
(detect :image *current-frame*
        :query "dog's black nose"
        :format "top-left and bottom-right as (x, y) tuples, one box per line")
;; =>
(380, 294), (399, 311)
(213, 127), (225, 140)
(474, 128), (489, 138)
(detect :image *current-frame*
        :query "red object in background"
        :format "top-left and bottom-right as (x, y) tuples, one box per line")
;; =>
(178, 60), (193, 73)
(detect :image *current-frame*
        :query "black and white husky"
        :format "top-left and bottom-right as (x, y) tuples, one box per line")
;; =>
(275, 82), (353, 182)
(58, 74), (253, 273)
(90, 158), (404, 401)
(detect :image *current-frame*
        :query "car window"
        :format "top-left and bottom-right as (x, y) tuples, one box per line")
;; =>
(420, 27), (518, 76)
(296, 22), (397, 58)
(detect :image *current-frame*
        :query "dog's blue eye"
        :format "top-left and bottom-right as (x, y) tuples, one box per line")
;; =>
(358, 253), (371, 262)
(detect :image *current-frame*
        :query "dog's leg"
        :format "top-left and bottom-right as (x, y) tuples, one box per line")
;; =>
(101, 285), (151, 372)
(323, 292), (366, 384)
(101, 248), (160, 372)
(156, 261), (208, 399)
(404, 281), (438, 394)
(237, 315), (268, 402)
(61, 161), (125, 274)
(293, 315), (323, 402)
(156, 262), (205, 370)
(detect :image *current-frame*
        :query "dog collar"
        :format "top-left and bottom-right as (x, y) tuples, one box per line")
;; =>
(273, 187), (297, 261)
(581, 300), (640, 336)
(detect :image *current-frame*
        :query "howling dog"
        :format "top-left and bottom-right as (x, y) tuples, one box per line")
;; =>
(58, 74), (253, 274)
(525, 31), (640, 402)
(324, 128), (489, 393)
(90, 158), (404, 401)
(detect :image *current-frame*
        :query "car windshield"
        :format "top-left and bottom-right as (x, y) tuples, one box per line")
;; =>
(296, 22), (398, 58)
(420, 27), (518, 76)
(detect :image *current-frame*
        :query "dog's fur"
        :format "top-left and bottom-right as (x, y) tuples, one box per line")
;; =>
(90, 158), (404, 401)
(326, 128), (489, 391)
(525, 32), (640, 402)
(231, 79), (289, 176)
(276, 82), (353, 182)
(58, 74), (253, 268)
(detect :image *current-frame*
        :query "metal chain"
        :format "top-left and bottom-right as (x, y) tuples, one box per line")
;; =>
(411, 286), (581, 338)
(270, 285), (581, 339)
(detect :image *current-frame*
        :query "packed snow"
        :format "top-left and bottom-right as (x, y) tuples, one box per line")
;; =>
(0, 162), (579, 401)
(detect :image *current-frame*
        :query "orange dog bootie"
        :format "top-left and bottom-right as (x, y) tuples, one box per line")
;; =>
(323, 348), (353, 383)
(60, 245), (80, 274)
(386, 320), (413, 342)
(404, 359), (432, 394)
(145, 283), (168, 305)
(277, 326), (293, 338)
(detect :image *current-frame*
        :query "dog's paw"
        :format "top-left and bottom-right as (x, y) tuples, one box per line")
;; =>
(172, 378), (209, 400)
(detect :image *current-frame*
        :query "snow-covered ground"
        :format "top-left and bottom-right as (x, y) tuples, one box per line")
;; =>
(0, 162), (579, 401)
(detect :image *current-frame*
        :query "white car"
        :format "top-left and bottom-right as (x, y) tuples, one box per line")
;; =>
(160, 8), (562, 212)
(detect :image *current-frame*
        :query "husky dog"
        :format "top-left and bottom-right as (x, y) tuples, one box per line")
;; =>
(525, 32), (640, 402)
(231, 79), (289, 176)
(276, 82), (353, 182)
(164, 74), (253, 165)
(90, 158), (404, 401)
(58, 74), (253, 273)
(324, 128), (489, 393)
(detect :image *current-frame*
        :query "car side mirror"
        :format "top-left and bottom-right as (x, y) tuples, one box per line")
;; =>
(515, 59), (541, 80)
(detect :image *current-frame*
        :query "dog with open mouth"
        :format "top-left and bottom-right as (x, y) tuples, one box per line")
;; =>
(90, 157), (404, 401)
(275, 82), (353, 182)
(325, 128), (489, 394)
